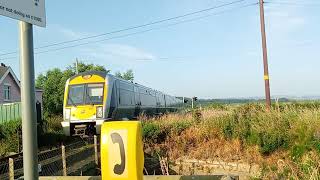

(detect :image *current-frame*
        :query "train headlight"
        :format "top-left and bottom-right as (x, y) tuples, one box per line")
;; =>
(65, 108), (71, 120)
(96, 107), (103, 118)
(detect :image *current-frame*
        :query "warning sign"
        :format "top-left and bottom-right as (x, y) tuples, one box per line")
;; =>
(0, 0), (46, 27)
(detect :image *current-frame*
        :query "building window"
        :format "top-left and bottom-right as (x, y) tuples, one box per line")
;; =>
(4, 85), (11, 100)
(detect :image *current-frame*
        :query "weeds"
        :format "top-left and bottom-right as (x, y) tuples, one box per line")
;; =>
(143, 102), (320, 179)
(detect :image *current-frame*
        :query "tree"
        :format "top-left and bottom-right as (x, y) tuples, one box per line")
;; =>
(115, 69), (134, 82)
(36, 68), (65, 117)
(36, 61), (110, 117)
(67, 61), (110, 74)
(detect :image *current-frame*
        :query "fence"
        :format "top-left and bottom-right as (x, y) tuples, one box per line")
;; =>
(0, 136), (100, 180)
(0, 103), (21, 123)
(0, 102), (43, 124)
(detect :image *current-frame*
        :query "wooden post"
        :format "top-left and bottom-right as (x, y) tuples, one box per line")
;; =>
(178, 160), (183, 175)
(61, 145), (67, 176)
(94, 135), (98, 166)
(9, 158), (14, 180)
(259, 0), (271, 110)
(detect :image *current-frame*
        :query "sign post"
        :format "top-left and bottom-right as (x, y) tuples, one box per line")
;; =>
(0, 0), (46, 179)
(19, 21), (39, 180)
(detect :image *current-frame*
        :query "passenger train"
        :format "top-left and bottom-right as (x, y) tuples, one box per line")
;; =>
(61, 71), (183, 136)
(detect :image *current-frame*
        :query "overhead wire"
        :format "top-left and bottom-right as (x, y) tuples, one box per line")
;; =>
(0, 0), (247, 57)
(264, 1), (320, 7)
(0, 2), (258, 62)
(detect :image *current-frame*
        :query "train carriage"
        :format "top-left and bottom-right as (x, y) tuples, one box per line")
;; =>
(61, 71), (183, 136)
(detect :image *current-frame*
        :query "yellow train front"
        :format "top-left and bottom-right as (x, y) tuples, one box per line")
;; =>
(61, 71), (183, 136)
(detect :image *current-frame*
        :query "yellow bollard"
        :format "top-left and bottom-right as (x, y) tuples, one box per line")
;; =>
(101, 121), (144, 180)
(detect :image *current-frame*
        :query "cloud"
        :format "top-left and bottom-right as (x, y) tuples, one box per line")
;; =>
(246, 50), (259, 57)
(35, 24), (92, 40)
(97, 44), (155, 60)
(58, 28), (84, 39)
(288, 17), (305, 27)
(82, 43), (156, 67)
(55, 25), (93, 39)
(265, 4), (306, 32)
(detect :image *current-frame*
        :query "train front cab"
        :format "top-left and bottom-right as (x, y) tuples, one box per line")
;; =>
(62, 72), (108, 136)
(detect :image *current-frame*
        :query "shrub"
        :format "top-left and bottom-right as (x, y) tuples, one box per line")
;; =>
(206, 103), (227, 110)
(170, 121), (192, 135)
(0, 120), (21, 140)
(192, 109), (202, 122)
(44, 115), (63, 133)
(142, 122), (167, 143)
(258, 132), (289, 154)
(0, 120), (21, 156)
(219, 104), (295, 154)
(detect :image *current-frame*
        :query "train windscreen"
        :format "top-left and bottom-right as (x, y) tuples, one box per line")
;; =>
(86, 84), (104, 104)
(67, 83), (104, 106)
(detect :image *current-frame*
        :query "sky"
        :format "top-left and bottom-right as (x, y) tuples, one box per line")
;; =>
(0, 0), (319, 99)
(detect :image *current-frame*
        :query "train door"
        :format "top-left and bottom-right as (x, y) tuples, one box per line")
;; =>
(108, 82), (118, 119)
(133, 86), (141, 118)
(112, 80), (120, 119)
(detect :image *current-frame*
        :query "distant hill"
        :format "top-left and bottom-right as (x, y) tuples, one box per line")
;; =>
(196, 96), (320, 105)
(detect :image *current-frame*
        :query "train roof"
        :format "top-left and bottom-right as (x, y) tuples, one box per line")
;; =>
(69, 70), (107, 81)
(69, 71), (181, 99)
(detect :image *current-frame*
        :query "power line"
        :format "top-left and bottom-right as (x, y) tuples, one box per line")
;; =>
(0, 0), (246, 57)
(0, 2), (257, 61)
(264, 1), (320, 7)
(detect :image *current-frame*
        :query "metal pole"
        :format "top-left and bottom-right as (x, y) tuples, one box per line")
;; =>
(259, 0), (271, 110)
(76, 58), (79, 74)
(94, 135), (99, 166)
(191, 98), (194, 109)
(182, 97), (185, 108)
(19, 21), (38, 180)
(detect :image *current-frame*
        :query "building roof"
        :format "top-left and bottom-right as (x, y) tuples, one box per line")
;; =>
(0, 64), (44, 92)
(0, 66), (9, 78)
(0, 65), (21, 88)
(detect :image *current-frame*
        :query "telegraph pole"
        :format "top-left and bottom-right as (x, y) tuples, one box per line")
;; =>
(259, 0), (271, 110)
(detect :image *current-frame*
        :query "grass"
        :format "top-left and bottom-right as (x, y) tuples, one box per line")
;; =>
(1, 101), (320, 178)
(141, 102), (320, 179)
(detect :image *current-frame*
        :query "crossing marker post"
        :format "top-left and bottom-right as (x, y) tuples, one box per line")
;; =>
(101, 121), (144, 180)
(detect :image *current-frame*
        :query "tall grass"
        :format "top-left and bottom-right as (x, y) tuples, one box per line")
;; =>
(141, 102), (320, 179)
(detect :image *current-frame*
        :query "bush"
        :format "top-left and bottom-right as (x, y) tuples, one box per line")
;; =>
(206, 103), (228, 110)
(219, 104), (311, 154)
(142, 122), (167, 143)
(170, 121), (192, 135)
(0, 120), (21, 156)
(192, 109), (202, 122)
(0, 120), (21, 140)
(44, 115), (63, 133)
